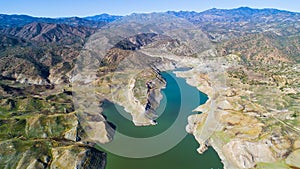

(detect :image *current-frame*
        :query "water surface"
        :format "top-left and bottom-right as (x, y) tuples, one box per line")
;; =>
(99, 71), (223, 169)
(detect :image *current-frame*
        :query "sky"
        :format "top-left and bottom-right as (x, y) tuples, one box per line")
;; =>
(0, 0), (299, 17)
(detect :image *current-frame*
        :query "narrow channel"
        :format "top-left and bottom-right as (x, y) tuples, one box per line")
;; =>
(99, 71), (224, 169)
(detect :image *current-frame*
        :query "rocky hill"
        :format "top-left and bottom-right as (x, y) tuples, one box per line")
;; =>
(0, 20), (99, 85)
(0, 22), (95, 43)
(216, 33), (297, 65)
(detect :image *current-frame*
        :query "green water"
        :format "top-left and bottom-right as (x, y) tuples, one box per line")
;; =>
(99, 71), (224, 169)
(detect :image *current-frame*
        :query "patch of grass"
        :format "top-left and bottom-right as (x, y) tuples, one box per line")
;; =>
(0, 118), (26, 140)
(255, 160), (290, 169)
(213, 131), (231, 144)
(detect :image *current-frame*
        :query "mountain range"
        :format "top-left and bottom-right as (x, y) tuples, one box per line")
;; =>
(0, 7), (299, 84)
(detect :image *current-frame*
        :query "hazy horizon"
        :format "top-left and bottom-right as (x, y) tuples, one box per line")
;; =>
(1, 0), (299, 18)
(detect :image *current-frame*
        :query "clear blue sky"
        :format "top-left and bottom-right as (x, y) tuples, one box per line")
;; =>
(1, 0), (299, 17)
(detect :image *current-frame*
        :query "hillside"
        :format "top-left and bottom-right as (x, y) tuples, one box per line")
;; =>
(0, 22), (95, 43)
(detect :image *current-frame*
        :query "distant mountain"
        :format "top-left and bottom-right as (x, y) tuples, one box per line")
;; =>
(84, 13), (122, 22)
(0, 22), (95, 44)
(0, 13), (119, 28)
(3, 7), (299, 37)
(0, 14), (48, 28)
(168, 7), (299, 23)
(55, 17), (107, 28)
(167, 7), (300, 41)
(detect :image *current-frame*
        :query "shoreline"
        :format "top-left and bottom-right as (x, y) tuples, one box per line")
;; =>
(174, 69), (231, 169)
(173, 60), (300, 169)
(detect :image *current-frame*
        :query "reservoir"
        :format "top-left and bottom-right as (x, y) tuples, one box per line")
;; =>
(99, 71), (224, 169)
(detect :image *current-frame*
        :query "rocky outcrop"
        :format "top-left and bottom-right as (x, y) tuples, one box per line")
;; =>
(51, 146), (106, 169)
(144, 77), (166, 121)
(48, 62), (73, 85)
(0, 57), (48, 85)
(223, 140), (276, 169)
(285, 149), (300, 168)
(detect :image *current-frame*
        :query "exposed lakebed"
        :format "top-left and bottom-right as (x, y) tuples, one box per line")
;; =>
(98, 71), (224, 169)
